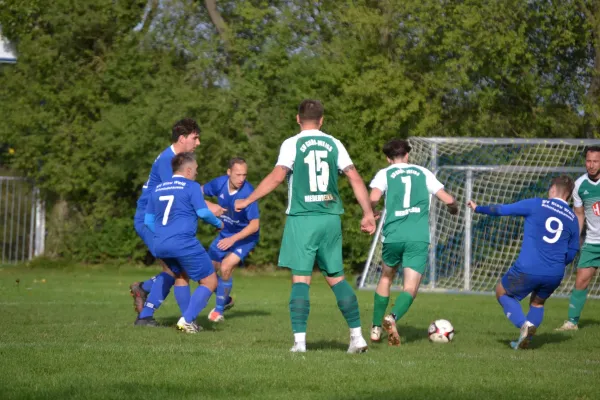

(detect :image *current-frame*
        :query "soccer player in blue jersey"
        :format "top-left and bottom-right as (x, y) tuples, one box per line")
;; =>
(145, 152), (223, 333)
(202, 158), (260, 322)
(467, 175), (580, 349)
(130, 119), (223, 326)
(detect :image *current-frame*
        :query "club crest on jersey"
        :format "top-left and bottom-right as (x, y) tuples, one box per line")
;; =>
(593, 201), (600, 216)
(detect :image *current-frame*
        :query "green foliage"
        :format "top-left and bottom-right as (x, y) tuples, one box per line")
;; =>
(0, 0), (598, 267)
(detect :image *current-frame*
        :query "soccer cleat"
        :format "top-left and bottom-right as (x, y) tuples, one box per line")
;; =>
(176, 317), (202, 333)
(555, 320), (578, 331)
(511, 321), (536, 350)
(290, 342), (306, 353)
(347, 335), (369, 354)
(224, 296), (235, 311)
(134, 317), (159, 327)
(208, 309), (225, 322)
(370, 325), (382, 342)
(382, 314), (401, 346)
(129, 282), (148, 314)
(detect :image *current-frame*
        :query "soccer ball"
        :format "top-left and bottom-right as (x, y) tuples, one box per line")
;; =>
(428, 319), (454, 343)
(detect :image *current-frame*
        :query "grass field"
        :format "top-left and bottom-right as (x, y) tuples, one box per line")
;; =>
(1, 264), (600, 400)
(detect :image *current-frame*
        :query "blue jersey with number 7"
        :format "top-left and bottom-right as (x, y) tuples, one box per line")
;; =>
(475, 198), (580, 277)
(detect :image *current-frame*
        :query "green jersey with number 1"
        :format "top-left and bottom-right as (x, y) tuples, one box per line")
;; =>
(370, 163), (444, 243)
(276, 129), (354, 216)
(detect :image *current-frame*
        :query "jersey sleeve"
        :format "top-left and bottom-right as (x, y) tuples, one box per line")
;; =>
(202, 178), (218, 197)
(275, 138), (296, 170)
(422, 168), (444, 195)
(333, 138), (353, 171)
(245, 200), (260, 220)
(476, 198), (537, 217)
(572, 180), (583, 208)
(145, 193), (156, 215)
(157, 156), (173, 183)
(369, 169), (388, 193)
(190, 183), (209, 210)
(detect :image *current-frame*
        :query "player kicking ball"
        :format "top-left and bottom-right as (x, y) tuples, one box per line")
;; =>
(468, 175), (580, 349)
(369, 139), (459, 346)
(145, 152), (223, 333)
(202, 158), (260, 322)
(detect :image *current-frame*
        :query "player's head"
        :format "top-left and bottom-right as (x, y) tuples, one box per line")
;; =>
(172, 118), (201, 152)
(172, 152), (198, 181)
(383, 139), (411, 163)
(585, 145), (600, 180)
(296, 99), (324, 129)
(227, 157), (248, 190)
(548, 175), (575, 202)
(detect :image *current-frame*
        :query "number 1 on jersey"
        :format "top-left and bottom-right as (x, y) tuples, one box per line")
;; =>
(304, 150), (330, 192)
(401, 176), (412, 208)
(159, 195), (174, 225)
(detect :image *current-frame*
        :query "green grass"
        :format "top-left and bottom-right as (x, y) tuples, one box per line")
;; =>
(1, 264), (600, 400)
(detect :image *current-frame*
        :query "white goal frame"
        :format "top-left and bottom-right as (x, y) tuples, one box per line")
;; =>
(358, 137), (600, 298)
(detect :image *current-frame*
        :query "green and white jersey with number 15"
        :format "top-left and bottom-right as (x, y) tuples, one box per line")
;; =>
(370, 163), (444, 244)
(276, 129), (352, 216)
(573, 174), (600, 244)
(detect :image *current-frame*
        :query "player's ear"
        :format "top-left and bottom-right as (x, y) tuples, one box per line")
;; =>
(296, 114), (301, 125)
(227, 168), (231, 176)
(318, 116), (324, 127)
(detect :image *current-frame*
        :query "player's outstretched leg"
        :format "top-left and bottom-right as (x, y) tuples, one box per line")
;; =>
(371, 264), (394, 342)
(383, 268), (421, 346)
(173, 277), (191, 314)
(289, 276), (310, 352)
(177, 273), (217, 334)
(328, 277), (368, 354)
(209, 254), (239, 322)
(135, 271), (175, 326)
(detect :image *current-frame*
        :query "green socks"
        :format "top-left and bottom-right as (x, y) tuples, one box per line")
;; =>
(568, 288), (588, 325)
(332, 280), (361, 329)
(289, 283), (310, 333)
(391, 292), (414, 320)
(372, 293), (390, 326)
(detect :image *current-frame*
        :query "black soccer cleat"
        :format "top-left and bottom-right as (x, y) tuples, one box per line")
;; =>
(134, 317), (159, 327)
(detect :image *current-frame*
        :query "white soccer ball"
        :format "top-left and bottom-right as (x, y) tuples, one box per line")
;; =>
(428, 319), (454, 343)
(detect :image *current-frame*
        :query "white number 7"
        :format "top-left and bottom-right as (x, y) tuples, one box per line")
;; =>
(159, 195), (174, 225)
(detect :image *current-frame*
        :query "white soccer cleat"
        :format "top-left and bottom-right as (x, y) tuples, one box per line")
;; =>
(290, 342), (306, 353)
(208, 308), (225, 323)
(382, 314), (401, 346)
(511, 321), (536, 350)
(347, 335), (368, 354)
(176, 317), (202, 333)
(370, 325), (382, 342)
(555, 320), (578, 331)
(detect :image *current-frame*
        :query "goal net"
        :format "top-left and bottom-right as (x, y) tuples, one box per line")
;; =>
(358, 138), (600, 298)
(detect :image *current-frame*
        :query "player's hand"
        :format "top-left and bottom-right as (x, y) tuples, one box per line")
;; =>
(234, 199), (248, 212)
(361, 213), (376, 235)
(467, 200), (477, 211)
(206, 202), (227, 217)
(373, 210), (382, 220)
(217, 236), (236, 251)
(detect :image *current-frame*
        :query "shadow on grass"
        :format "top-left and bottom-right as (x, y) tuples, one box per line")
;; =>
(309, 340), (348, 351)
(157, 309), (271, 328)
(496, 332), (572, 349)
(225, 309), (271, 320)
(579, 318), (600, 329)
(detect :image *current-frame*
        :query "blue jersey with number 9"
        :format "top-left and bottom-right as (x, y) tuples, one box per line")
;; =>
(146, 175), (210, 257)
(476, 198), (580, 277)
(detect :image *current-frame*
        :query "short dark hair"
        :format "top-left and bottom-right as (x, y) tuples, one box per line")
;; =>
(383, 139), (412, 160)
(550, 175), (575, 201)
(171, 118), (200, 143)
(228, 157), (246, 169)
(171, 152), (196, 173)
(585, 145), (600, 156)
(298, 100), (324, 123)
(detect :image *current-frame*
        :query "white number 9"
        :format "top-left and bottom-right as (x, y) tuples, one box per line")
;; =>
(543, 216), (563, 244)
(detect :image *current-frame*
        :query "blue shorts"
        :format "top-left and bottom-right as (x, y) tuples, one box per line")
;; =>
(208, 236), (258, 264)
(501, 267), (563, 301)
(134, 217), (155, 256)
(162, 251), (215, 282)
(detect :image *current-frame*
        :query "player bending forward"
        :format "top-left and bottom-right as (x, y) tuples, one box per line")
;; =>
(369, 139), (458, 346)
(468, 175), (579, 349)
(235, 99), (376, 353)
(145, 152), (223, 333)
(203, 158), (260, 322)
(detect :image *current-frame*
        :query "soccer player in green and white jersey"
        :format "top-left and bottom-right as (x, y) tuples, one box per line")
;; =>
(234, 99), (376, 353)
(369, 139), (459, 346)
(556, 146), (600, 331)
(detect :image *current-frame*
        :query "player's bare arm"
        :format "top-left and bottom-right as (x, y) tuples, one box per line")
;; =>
(206, 200), (227, 217)
(217, 219), (260, 250)
(436, 189), (459, 215)
(343, 164), (376, 234)
(369, 188), (383, 219)
(235, 166), (289, 211)
(574, 205), (585, 235)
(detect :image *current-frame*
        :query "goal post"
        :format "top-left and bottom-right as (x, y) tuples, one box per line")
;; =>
(358, 137), (600, 298)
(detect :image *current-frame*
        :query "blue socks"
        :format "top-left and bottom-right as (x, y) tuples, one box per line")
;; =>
(139, 272), (175, 319)
(141, 276), (155, 293)
(527, 305), (544, 327)
(215, 277), (233, 313)
(174, 285), (191, 314)
(498, 295), (526, 329)
(183, 286), (213, 323)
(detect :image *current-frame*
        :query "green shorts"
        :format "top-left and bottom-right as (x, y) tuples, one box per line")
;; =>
(577, 243), (600, 269)
(278, 214), (344, 277)
(382, 241), (429, 274)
